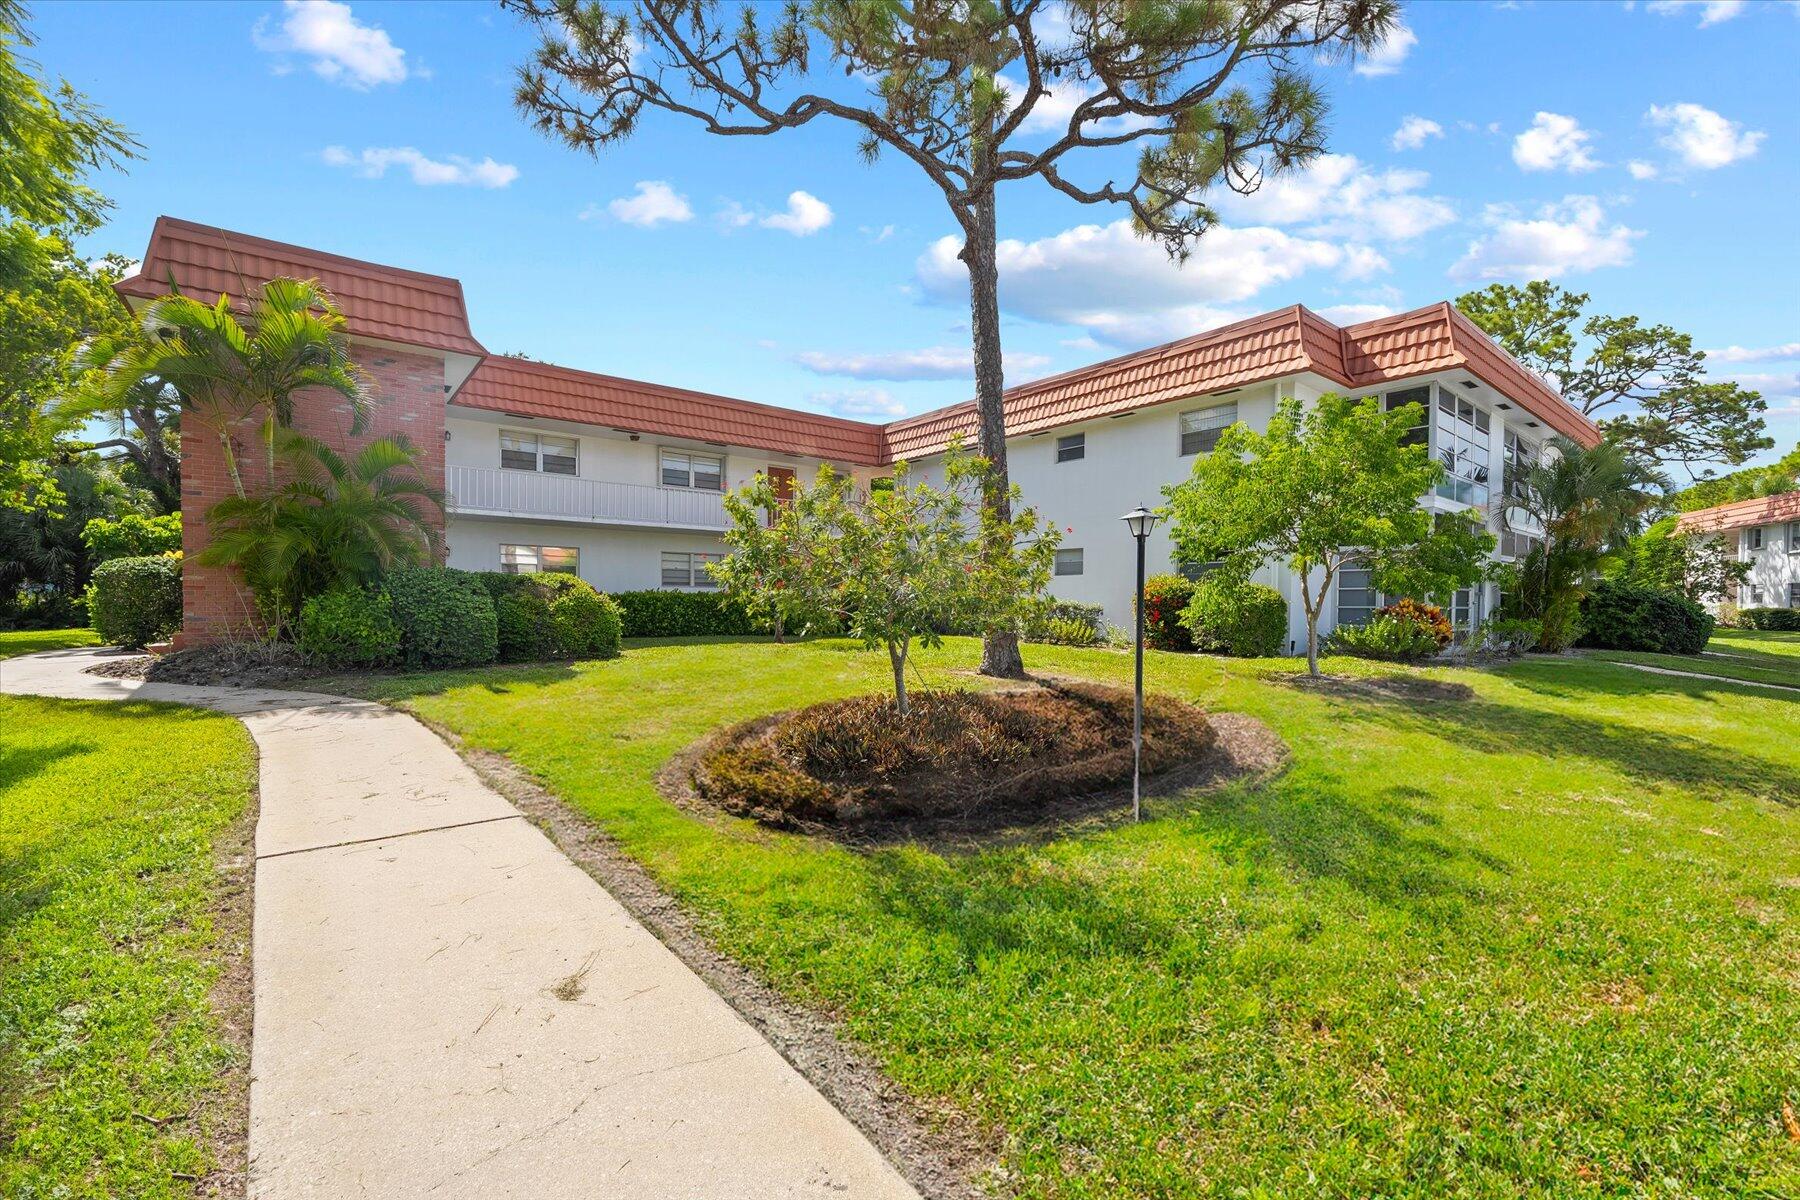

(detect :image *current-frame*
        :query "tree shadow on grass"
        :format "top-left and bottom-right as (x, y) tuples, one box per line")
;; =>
(1308, 669), (1800, 808)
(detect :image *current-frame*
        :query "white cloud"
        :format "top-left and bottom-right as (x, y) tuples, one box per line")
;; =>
(1211, 153), (1456, 242)
(1706, 342), (1800, 363)
(1355, 20), (1417, 76)
(600, 180), (693, 227)
(1512, 112), (1600, 173)
(1316, 302), (1399, 325)
(1390, 115), (1443, 151)
(253, 0), (407, 89)
(718, 191), (834, 236)
(808, 388), (908, 418)
(861, 224), (896, 243)
(322, 145), (517, 188)
(1647, 102), (1765, 169)
(1626, 159), (1660, 180)
(761, 190), (833, 236)
(795, 345), (1050, 382)
(1645, 0), (1747, 26)
(1450, 195), (1642, 282)
(917, 219), (1383, 348)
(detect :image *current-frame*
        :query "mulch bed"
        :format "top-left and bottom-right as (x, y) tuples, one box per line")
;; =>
(672, 679), (1287, 846)
(84, 641), (317, 688)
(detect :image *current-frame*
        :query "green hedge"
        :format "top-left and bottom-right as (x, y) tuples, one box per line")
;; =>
(1577, 580), (1714, 655)
(383, 567), (498, 669)
(298, 586), (401, 668)
(80, 512), (182, 565)
(1181, 581), (1287, 658)
(550, 586), (624, 659)
(87, 556), (182, 649)
(612, 589), (753, 638)
(1738, 607), (1800, 631)
(476, 572), (557, 663)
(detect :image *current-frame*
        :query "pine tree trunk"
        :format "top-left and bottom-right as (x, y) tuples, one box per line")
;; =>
(963, 175), (1025, 679)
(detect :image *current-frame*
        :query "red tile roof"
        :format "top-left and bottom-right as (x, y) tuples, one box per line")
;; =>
(883, 302), (1602, 459)
(1674, 491), (1800, 535)
(457, 355), (887, 466)
(116, 217), (485, 358)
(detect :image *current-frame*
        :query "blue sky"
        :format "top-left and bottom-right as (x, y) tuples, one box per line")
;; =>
(33, 0), (1800, 469)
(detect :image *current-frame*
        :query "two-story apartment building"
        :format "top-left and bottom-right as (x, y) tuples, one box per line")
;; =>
(1675, 491), (1800, 611)
(119, 217), (1601, 648)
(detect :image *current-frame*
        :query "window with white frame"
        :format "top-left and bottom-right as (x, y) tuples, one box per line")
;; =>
(1789, 521), (1800, 553)
(500, 430), (577, 475)
(1178, 403), (1237, 456)
(1503, 428), (1537, 504)
(661, 550), (723, 588)
(500, 544), (579, 575)
(1433, 388), (1491, 506)
(1743, 527), (1763, 554)
(1384, 386), (1431, 448)
(1335, 563), (1381, 627)
(1790, 582), (1800, 608)
(1054, 548), (1084, 576)
(660, 449), (724, 491)
(1056, 433), (1085, 463)
(1500, 529), (1541, 561)
(1751, 587), (1765, 606)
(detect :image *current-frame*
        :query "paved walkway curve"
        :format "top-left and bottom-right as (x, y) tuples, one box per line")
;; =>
(1598, 657), (1800, 694)
(1, 648), (919, 1200)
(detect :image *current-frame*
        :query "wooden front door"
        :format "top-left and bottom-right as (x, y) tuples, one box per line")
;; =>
(767, 466), (797, 526)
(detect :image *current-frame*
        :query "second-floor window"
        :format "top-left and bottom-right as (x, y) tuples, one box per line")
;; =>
(1054, 548), (1084, 576)
(661, 449), (724, 491)
(1384, 386), (1431, 447)
(1434, 390), (1491, 507)
(501, 430), (577, 475)
(1503, 429), (1537, 503)
(1743, 527), (1763, 555)
(1056, 433), (1085, 463)
(1179, 403), (1237, 456)
(1789, 521), (1800, 554)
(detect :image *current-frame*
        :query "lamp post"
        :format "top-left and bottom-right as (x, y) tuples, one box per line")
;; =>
(1120, 506), (1160, 822)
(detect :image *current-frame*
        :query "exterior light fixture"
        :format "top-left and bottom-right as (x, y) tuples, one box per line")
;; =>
(1120, 506), (1161, 821)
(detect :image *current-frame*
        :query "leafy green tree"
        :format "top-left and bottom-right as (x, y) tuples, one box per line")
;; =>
(1674, 441), (1799, 512)
(715, 447), (1058, 715)
(1164, 394), (1493, 676)
(507, 0), (1396, 680)
(1456, 281), (1771, 478)
(0, 455), (152, 625)
(1497, 435), (1665, 650)
(1610, 514), (1748, 605)
(92, 279), (372, 499)
(79, 510), (180, 564)
(198, 430), (443, 638)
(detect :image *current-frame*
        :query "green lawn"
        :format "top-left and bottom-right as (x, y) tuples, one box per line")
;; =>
(0, 628), (99, 660)
(1587, 628), (1800, 690)
(0, 695), (257, 1198)
(338, 638), (1798, 1199)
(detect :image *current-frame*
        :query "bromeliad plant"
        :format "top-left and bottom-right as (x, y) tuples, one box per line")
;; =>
(715, 447), (1059, 717)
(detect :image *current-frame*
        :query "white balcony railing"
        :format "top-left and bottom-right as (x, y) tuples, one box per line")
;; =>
(446, 465), (730, 530)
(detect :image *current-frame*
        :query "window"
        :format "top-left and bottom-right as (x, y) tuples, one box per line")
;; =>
(499, 430), (577, 475)
(1178, 559), (1228, 580)
(1384, 386), (1431, 448)
(1056, 433), (1085, 463)
(1336, 563), (1380, 628)
(1054, 548), (1084, 576)
(661, 550), (723, 589)
(1500, 529), (1540, 561)
(1789, 522), (1800, 554)
(1433, 387), (1491, 507)
(661, 449), (724, 491)
(1744, 527), (1763, 554)
(1751, 588), (1765, 606)
(1179, 403), (1237, 456)
(1503, 429), (1537, 504)
(500, 544), (579, 575)
(1790, 583), (1800, 608)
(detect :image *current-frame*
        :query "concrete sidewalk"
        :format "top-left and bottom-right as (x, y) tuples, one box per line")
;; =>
(1, 648), (919, 1199)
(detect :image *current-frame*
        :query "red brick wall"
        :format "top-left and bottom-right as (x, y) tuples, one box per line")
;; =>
(177, 346), (448, 645)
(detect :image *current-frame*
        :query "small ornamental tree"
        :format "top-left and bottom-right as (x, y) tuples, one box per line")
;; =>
(1612, 514), (1749, 605)
(1164, 393), (1493, 676)
(714, 447), (1059, 717)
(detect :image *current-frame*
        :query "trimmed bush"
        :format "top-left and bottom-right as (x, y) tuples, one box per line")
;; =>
(550, 585), (624, 660)
(1180, 581), (1287, 658)
(383, 566), (498, 668)
(1739, 607), (1800, 631)
(477, 572), (557, 663)
(613, 589), (753, 638)
(87, 556), (182, 649)
(297, 586), (401, 668)
(1578, 581), (1714, 655)
(1138, 573), (1197, 651)
(1031, 616), (1101, 647)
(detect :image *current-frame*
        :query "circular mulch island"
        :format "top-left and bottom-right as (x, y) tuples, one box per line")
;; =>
(667, 679), (1286, 844)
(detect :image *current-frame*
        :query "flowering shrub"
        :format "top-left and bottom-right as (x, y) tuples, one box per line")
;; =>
(1139, 573), (1197, 651)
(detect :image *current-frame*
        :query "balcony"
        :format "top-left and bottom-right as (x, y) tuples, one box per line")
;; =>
(446, 465), (730, 531)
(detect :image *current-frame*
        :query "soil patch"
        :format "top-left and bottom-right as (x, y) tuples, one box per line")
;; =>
(85, 641), (316, 688)
(411, 719), (999, 1200)
(1279, 671), (1475, 704)
(672, 681), (1286, 846)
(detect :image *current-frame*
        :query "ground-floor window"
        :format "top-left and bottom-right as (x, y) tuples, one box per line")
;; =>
(501, 543), (579, 575)
(1789, 582), (1799, 607)
(662, 550), (723, 589)
(1054, 548), (1084, 576)
(1335, 564), (1379, 627)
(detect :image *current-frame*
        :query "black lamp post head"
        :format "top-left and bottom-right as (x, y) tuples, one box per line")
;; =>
(1121, 506), (1159, 539)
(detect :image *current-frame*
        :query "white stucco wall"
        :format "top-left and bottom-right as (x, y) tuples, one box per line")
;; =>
(444, 516), (727, 594)
(1730, 521), (1800, 609)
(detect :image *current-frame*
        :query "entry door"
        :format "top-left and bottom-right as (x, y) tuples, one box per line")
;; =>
(767, 466), (797, 526)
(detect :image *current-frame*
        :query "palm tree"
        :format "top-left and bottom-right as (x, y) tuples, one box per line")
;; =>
(89, 278), (371, 497)
(198, 430), (442, 636)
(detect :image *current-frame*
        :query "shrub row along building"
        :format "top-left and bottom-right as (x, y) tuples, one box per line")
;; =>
(119, 217), (1602, 649)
